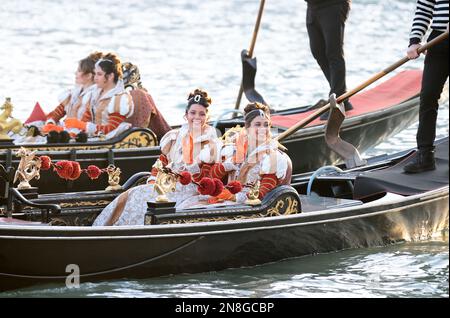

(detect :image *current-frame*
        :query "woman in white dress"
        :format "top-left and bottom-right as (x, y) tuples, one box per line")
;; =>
(64, 52), (134, 138)
(210, 102), (291, 203)
(43, 52), (103, 131)
(93, 88), (220, 226)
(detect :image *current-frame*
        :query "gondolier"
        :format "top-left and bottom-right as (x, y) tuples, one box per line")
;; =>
(305, 0), (353, 119)
(404, 0), (449, 173)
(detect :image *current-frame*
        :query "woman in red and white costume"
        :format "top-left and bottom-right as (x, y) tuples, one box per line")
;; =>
(210, 102), (291, 203)
(44, 52), (103, 128)
(93, 88), (220, 226)
(64, 53), (134, 138)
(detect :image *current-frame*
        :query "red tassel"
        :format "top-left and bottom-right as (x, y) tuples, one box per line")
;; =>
(86, 165), (102, 180)
(54, 160), (81, 180)
(54, 161), (73, 180)
(39, 156), (52, 171)
(226, 180), (242, 194)
(179, 171), (192, 185)
(197, 177), (215, 195)
(211, 178), (224, 197)
(69, 161), (81, 180)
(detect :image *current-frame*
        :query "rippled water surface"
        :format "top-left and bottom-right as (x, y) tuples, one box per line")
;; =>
(0, 0), (448, 297)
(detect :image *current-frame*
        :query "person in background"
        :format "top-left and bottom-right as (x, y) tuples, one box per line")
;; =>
(121, 62), (171, 140)
(210, 102), (291, 204)
(64, 52), (134, 137)
(403, 0), (449, 173)
(43, 51), (103, 130)
(304, 0), (353, 120)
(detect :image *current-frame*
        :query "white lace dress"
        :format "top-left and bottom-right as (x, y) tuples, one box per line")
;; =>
(93, 124), (220, 226)
(92, 182), (200, 226)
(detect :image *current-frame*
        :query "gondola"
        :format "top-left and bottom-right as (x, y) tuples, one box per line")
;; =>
(0, 69), (426, 198)
(0, 133), (447, 292)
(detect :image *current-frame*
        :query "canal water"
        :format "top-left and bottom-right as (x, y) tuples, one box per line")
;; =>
(0, 0), (448, 297)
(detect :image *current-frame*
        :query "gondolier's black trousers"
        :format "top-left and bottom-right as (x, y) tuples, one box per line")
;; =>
(417, 30), (449, 152)
(306, 2), (351, 106)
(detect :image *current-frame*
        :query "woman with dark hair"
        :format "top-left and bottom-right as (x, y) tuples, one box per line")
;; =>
(210, 102), (291, 203)
(64, 52), (134, 137)
(44, 51), (103, 128)
(93, 88), (220, 226)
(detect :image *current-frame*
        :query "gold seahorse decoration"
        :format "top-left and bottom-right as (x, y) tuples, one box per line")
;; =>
(0, 98), (23, 140)
(13, 147), (41, 189)
(245, 180), (261, 206)
(152, 159), (177, 202)
(105, 164), (122, 191)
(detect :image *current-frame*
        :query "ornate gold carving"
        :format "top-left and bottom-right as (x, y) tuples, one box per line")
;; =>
(221, 125), (243, 144)
(266, 200), (285, 216)
(4, 130), (157, 152)
(285, 196), (299, 215)
(266, 196), (300, 216)
(13, 147), (41, 189)
(160, 213), (266, 225)
(0, 98), (23, 140)
(105, 164), (122, 191)
(153, 159), (177, 202)
(59, 200), (112, 208)
(245, 181), (261, 206)
(49, 214), (97, 226)
(159, 194), (300, 225)
(117, 130), (157, 148)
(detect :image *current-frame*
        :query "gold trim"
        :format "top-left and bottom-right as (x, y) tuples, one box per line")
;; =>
(59, 200), (112, 208)
(266, 200), (285, 217)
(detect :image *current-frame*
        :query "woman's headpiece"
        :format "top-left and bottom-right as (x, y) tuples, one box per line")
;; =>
(187, 94), (210, 108)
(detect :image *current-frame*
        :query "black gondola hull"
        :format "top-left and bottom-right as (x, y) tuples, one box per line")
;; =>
(0, 186), (447, 291)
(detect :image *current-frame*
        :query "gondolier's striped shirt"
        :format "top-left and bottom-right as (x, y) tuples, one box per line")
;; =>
(409, 0), (449, 46)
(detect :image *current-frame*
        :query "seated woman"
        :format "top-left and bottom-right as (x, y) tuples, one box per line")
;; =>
(210, 102), (291, 203)
(93, 88), (219, 226)
(122, 62), (171, 141)
(44, 52), (103, 129)
(64, 53), (134, 138)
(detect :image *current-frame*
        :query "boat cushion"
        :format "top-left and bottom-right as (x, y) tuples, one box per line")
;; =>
(271, 70), (423, 129)
(353, 138), (449, 199)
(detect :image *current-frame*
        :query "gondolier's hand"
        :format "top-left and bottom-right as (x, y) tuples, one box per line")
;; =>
(64, 118), (87, 131)
(407, 44), (422, 59)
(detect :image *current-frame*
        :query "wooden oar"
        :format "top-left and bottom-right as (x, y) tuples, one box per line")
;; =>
(234, 0), (266, 111)
(275, 30), (449, 142)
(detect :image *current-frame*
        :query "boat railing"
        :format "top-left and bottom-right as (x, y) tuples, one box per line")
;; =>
(8, 188), (61, 223)
(212, 109), (245, 129)
(147, 185), (301, 225)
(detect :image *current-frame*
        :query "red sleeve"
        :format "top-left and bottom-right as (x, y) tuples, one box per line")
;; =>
(257, 174), (278, 200)
(193, 163), (212, 183)
(46, 103), (66, 122)
(95, 112), (126, 134)
(210, 163), (227, 180)
(81, 107), (92, 122)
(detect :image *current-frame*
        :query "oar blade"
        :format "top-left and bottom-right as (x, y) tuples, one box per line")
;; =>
(241, 49), (267, 105)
